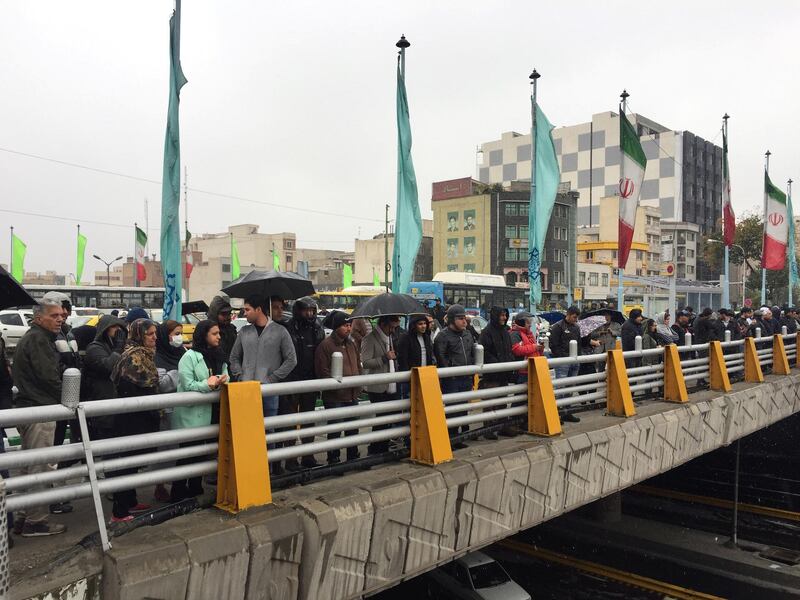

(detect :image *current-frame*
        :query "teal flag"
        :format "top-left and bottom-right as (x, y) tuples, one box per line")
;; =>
(527, 103), (560, 308)
(789, 191), (798, 293)
(392, 61), (422, 294)
(159, 0), (188, 321)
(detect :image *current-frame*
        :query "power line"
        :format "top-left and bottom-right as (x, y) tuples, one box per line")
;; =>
(0, 146), (384, 223)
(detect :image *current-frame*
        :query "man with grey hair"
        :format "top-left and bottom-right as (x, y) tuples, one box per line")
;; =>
(11, 298), (68, 536)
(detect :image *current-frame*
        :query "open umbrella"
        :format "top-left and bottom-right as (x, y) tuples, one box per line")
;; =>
(350, 293), (427, 318)
(221, 270), (314, 300)
(181, 300), (209, 316)
(0, 266), (37, 310)
(537, 311), (565, 325)
(581, 308), (625, 325)
(577, 315), (608, 338)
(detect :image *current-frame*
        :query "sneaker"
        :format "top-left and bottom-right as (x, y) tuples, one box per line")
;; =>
(12, 517), (26, 536)
(20, 521), (66, 537)
(128, 503), (152, 514)
(110, 515), (134, 523)
(561, 413), (581, 423)
(49, 502), (74, 515)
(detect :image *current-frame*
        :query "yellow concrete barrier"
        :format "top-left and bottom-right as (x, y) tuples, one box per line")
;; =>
(216, 381), (272, 513)
(708, 340), (732, 392)
(527, 356), (561, 436)
(606, 349), (635, 417)
(663, 344), (689, 402)
(772, 334), (791, 375)
(743, 337), (764, 383)
(410, 366), (453, 465)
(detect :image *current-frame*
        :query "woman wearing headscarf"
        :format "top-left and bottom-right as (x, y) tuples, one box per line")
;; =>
(155, 320), (186, 372)
(641, 319), (662, 366)
(109, 318), (161, 522)
(171, 320), (228, 501)
(655, 311), (679, 345)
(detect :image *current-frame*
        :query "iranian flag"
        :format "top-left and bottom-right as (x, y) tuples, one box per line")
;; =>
(762, 170), (788, 270)
(135, 225), (147, 281)
(617, 110), (647, 270)
(184, 229), (193, 279)
(722, 129), (735, 246)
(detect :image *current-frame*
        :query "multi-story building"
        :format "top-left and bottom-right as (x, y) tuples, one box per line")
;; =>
(576, 262), (612, 304)
(22, 271), (67, 286)
(190, 225), (297, 274)
(477, 112), (723, 235)
(660, 221), (700, 280)
(431, 177), (577, 307)
(297, 248), (356, 291)
(353, 220), (433, 286)
(93, 257), (163, 288)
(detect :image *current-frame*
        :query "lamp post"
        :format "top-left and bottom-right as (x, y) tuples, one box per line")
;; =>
(93, 254), (124, 287)
(707, 239), (746, 307)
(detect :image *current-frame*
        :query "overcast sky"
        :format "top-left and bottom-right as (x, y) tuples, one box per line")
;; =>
(2, 1), (799, 278)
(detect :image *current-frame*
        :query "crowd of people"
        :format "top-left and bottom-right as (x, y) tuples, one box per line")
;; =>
(6, 286), (792, 540)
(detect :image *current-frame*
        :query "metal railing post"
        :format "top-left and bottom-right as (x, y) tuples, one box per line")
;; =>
(527, 356), (561, 436)
(755, 327), (762, 339)
(684, 332), (693, 347)
(331, 352), (343, 382)
(76, 404), (110, 551)
(634, 335), (642, 353)
(724, 330), (731, 343)
(474, 344), (485, 367)
(568, 340), (578, 358)
(782, 326), (788, 335)
(409, 366), (452, 465)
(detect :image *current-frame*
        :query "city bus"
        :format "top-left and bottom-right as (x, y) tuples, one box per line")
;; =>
(24, 285), (165, 310)
(408, 272), (527, 317)
(315, 286), (384, 313)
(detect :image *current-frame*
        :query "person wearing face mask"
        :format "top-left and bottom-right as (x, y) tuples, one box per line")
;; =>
(155, 320), (186, 372)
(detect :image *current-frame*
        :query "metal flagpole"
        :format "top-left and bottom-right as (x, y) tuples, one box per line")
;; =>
(617, 89), (630, 312)
(529, 69), (539, 312)
(789, 178), (794, 307)
(9, 226), (13, 278)
(134, 222), (139, 288)
(722, 114), (730, 309)
(762, 150), (771, 306)
(183, 166), (189, 300)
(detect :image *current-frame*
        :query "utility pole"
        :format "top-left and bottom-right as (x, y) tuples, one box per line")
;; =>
(384, 203), (390, 292)
(762, 150), (771, 306)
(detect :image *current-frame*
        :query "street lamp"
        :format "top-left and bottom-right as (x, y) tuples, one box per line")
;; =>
(706, 240), (746, 306)
(93, 254), (124, 287)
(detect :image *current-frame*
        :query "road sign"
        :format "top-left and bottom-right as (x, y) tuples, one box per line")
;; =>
(664, 263), (675, 277)
(744, 297), (752, 307)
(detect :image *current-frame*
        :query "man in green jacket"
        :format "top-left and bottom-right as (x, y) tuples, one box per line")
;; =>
(11, 298), (68, 537)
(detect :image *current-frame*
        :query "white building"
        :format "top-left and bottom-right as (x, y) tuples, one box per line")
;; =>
(576, 262), (612, 302)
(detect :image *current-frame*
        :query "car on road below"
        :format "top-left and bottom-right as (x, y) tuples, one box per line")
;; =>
(423, 551), (531, 600)
(0, 309), (33, 350)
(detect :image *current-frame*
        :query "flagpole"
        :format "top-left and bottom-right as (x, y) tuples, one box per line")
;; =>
(789, 178), (794, 307)
(722, 113), (730, 309)
(76, 224), (81, 285)
(617, 89), (630, 312)
(762, 150), (770, 306)
(184, 166), (189, 299)
(134, 222), (139, 288)
(529, 68), (539, 313)
(9, 226), (13, 278)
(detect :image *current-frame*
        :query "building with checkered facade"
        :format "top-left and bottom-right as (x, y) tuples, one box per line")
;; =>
(477, 112), (723, 238)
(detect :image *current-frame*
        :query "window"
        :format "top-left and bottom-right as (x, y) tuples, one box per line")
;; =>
(602, 274), (609, 287)
(578, 272), (586, 286)
(553, 248), (562, 262)
(585, 251), (594, 260)
(635, 250), (643, 260)
(688, 265), (695, 274)
(560, 227), (568, 241)
(688, 232), (696, 242)
(519, 225), (529, 238)
(552, 271), (563, 284)
(612, 250), (617, 259)
(505, 225), (517, 238)
(222, 263), (231, 273)
(447, 264), (458, 272)
(553, 226), (560, 240)
(687, 249), (695, 258)
(0, 314), (23, 326)
(636, 268), (643, 276)
(285, 240), (294, 249)
(589, 272), (598, 286)
(504, 203), (518, 217)
(504, 247), (518, 261)
(519, 203), (529, 217)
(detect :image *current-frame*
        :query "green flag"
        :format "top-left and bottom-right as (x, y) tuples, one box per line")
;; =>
(343, 264), (353, 288)
(373, 270), (381, 288)
(272, 250), (280, 271)
(392, 61), (422, 294)
(231, 236), (240, 280)
(76, 229), (87, 285)
(159, 0), (188, 321)
(11, 233), (26, 283)
(527, 103), (560, 308)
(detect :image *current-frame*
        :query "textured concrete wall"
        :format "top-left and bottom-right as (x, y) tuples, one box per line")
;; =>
(17, 374), (800, 600)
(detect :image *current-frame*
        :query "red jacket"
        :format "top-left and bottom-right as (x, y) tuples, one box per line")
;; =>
(509, 324), (542, 374)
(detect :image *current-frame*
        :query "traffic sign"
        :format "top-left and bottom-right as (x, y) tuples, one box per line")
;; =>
(744, 297), (752, 307)
(664, 263), (675, 277)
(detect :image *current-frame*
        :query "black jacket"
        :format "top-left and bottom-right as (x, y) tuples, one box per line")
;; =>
(549, 318), (582, 358)
(84, 315), (126, 402)
(397, 315), (435, 371)
(434, 326), (475, 368)
(693, 316), (721, 344)
(12, 324), (61, 408)
(429, 304), (446, 327)
(672, 323), (690, 346)
(478, 307), (514, 384)
(208, 295), (238, 362)
(621, 318), (643, 352)
(748, 317), (776, 337)
(285, 315), (326, 381)
(780, 316), (798, 334)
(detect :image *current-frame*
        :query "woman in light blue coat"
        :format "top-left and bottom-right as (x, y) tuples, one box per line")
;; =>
(171, 320), (228, 502)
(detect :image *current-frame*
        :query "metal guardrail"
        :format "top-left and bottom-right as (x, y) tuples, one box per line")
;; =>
(0, 327), (793, 552)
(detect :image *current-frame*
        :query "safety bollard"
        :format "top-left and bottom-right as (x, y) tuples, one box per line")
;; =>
(61, 368), (82, 410)
(708, 340), (731, 392)
(527, 356), (561, 436)
(606, 349), (635, 417)
(743, 337), (764, 383)
(409, 366), (453, 465)
(663, 345), (689, 402)
(772, 334), (791, 375)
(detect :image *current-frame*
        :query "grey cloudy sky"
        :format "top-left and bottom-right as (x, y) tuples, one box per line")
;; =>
(2, 1), (799, 278)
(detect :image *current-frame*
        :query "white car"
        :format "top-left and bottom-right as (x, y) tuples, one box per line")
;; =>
(0, 309), (33, 349)
(424, 551), (531, 600)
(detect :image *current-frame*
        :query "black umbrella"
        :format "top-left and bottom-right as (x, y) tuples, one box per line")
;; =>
(580, 308), (625, 325)
(221, 270), (314, 300)
(350, 293), (427, 318)
(181, 300), (209, 316)
(0, 266), (37, 310)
